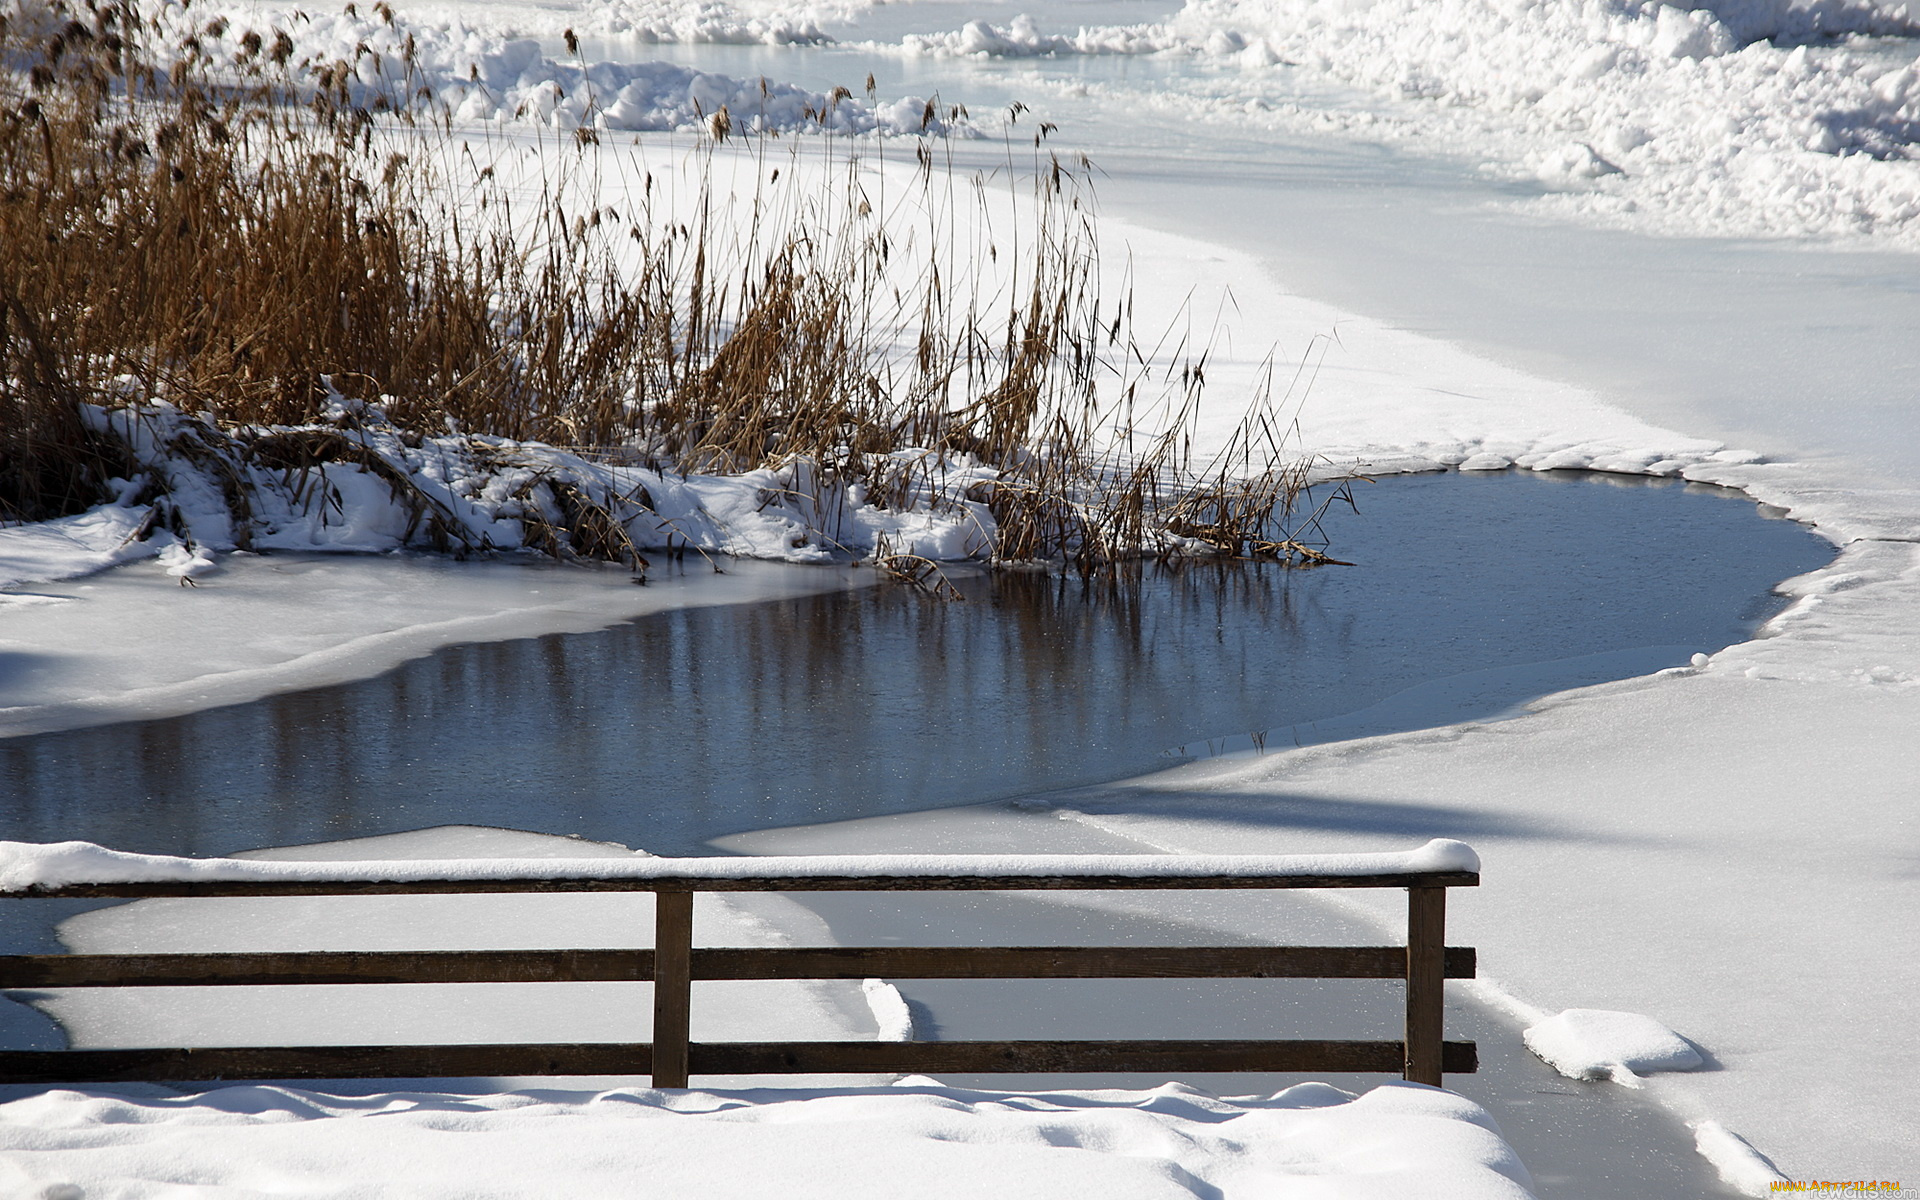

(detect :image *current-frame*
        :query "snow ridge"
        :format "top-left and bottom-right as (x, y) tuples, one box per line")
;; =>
(132, 0), (961, 136)
(895, 0), (1920, 246)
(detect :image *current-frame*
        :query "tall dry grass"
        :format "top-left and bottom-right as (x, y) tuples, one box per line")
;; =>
(1, 0), (1343, 570)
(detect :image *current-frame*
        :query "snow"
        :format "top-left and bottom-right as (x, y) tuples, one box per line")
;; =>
(1017, 630), (1920, 1188)
(29, 827), (875, 1059)
(5, 0), (1919, 1189)
(1520, 1009), (1705, 1084)
(0, 507), (156, 592)
(101, 0), (1920, 247)
(86, 399), (1006, 571)
(153, 543), (218, 584)
(862, 978), (918, 1041)
(0, 828), (1532, 1198)
(0, 837), (1480, 891)
(0, 552), (865, 739)
(124, 1), (960, 136)
(882, 0), (1920, 247)
(1694, 1121), (1794, 1195)
(0, 1079), (1537, 1200)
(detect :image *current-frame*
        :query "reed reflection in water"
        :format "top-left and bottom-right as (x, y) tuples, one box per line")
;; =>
(0, 471), (1832, 856)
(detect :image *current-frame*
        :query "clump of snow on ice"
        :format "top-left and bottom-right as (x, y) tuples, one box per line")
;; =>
(155, 542), (219, 584)
(1692, 1120), (1791, 1195)
(585, 0), (850, 45)
(1522, 1008), (1704, 1084)
(1456, 453), (1514, 472)
(861, 978), (916, 1041)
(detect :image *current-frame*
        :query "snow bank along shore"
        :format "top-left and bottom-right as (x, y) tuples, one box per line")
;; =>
(141, 0), (1920, 248)
(898, 0), (1920, 246)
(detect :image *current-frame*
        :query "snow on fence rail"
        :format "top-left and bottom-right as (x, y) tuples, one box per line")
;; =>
(0, 840), (1481, 1089)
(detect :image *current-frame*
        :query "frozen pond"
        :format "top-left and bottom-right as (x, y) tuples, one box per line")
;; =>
(0, 471), (1834, 1199)
(0, 470), (1829, 858)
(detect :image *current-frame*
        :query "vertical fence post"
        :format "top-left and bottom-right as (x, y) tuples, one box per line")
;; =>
(652, 888), (694, 1088)
(1404, 885), (1446, 1087)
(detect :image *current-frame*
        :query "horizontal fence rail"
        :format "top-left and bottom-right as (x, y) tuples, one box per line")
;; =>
(0, 946), (1478, 988)
(0, 846), (1480, 1090)
(0, 1041), (1483, 1086)
(2, 871), (1481, 899)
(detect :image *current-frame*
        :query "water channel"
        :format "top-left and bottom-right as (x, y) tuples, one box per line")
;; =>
(0, 470), (1829, 857)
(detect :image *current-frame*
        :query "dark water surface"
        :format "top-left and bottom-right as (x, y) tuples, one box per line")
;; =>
(0, 470), (1831, 857)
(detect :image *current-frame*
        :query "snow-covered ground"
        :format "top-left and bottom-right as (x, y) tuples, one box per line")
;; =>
(5, 0), (1919, 1191)
(0, 830), (1537, 1199)
(0, 1078), (1537, 1199)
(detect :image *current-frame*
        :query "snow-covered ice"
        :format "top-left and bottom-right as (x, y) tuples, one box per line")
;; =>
(0, 552), (866, 739)
(1012, 620), (1920, 1188)
(0, 506), (157, 593)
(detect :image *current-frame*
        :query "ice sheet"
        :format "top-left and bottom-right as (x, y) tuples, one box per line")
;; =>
(0, 554), (863, 738)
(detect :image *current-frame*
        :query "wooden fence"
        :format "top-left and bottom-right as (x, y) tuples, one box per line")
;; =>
(0, 855), (1478, 1088)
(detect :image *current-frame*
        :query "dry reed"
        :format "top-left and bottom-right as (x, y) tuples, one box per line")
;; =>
(0, 0), (1345, 572)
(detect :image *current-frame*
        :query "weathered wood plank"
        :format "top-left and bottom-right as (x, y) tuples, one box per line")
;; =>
(3, 872), (1479, 900)
(697, 946), (1478, 982)
(0, 946), (1476, 988)
(0, 1040), (1477, 1084)
(1404, 886), (1448, 1087)
(696, 1040), (1480, 1076)
(651, 891), (694, 1088)
(0, 949), (657, 988)
(0, 1044), (655, 1083)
